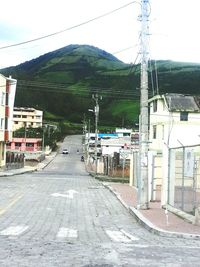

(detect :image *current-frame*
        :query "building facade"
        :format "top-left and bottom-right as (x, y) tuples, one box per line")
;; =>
(149, 93), (200, 150)
(0, 74), (17, 167)
(13, 107), (43, 131)
(148, 93), (200, 205)
(7, 137), (42, 152)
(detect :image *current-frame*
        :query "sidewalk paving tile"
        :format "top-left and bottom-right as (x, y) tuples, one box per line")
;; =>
(109, 183), (200, 237)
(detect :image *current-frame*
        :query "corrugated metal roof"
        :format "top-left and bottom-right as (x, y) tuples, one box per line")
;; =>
(164, 94), (200, 112)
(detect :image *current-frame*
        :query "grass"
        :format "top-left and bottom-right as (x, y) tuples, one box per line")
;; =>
(109, 100), (140, 122)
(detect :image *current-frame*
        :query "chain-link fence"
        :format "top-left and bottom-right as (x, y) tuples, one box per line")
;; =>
(168, 145), (200, 215)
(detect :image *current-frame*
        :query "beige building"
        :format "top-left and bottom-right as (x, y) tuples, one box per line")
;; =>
(13, 107), (43, 131)
(0, 74), (17, 167)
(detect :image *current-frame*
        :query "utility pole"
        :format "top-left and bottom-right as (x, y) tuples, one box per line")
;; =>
(138, 0), (150, 209)
(87, 118), (91, 160)
(92, 93), (101, 175)
(42, 125), (45, 151)
(24, 122), (27, 152)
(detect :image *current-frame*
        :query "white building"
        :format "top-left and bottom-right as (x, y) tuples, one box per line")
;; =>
(13, 107), (43, 131)
(115, 128), (132, 137)
(149, 93), (200, 151)
(101, 137), (131, 157)
(148, 93), (200, 205)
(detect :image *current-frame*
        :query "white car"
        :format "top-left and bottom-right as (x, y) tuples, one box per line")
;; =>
(62, 149), (69, 154)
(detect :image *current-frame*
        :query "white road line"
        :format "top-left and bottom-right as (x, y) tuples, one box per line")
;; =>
(120, 229), (139, 241)
(106, 229), (139, 243)
(57, 227), (78, 238)
(0, 194), (23, 217)
(0, 225), (29, 236)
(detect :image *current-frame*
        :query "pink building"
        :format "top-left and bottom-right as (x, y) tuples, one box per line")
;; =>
(7, 138), (42, 152)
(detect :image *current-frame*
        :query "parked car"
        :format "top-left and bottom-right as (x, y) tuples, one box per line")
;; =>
(62, 149), (69, 154)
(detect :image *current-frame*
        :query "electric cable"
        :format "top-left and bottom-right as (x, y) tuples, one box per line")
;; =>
(0, 1), (140, 50)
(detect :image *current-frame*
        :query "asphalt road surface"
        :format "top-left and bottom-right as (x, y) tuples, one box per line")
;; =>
(0, 135), (200, 266)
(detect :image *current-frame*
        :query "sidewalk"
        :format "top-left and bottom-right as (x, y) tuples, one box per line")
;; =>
(105, 182), (200, 239)
(0, 152), (57, 177)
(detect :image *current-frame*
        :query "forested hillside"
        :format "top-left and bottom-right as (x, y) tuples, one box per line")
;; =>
(1, 44), (200, 128)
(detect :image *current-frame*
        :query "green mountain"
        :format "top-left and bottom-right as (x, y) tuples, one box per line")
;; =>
(1, 44), (200, 128)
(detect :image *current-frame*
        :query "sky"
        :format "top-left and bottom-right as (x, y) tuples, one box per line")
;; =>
(0, 0), (200, 68)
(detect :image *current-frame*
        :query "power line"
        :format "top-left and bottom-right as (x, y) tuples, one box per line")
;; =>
(0, 1), (139, 50)
(15, 78), (143, 100)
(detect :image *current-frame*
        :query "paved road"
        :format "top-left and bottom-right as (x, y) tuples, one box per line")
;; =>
(0, 135), (200, 266)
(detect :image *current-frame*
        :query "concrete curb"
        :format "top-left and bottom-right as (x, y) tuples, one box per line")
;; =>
(129, 206), (200, 240)
(0, 152), (58, 177)
(35, 152), (57, 171)
(103, 183), (200, 240)
(0, 167), (37, 177)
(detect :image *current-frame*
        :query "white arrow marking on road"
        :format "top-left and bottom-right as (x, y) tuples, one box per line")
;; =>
(51, 190), (78, 199)
(51, 193), (69, 198)
(57, 227), (78, 238)
(106, 229), (139, 243)
(0, 225), (29, 236)
(65, 190), (78, 199)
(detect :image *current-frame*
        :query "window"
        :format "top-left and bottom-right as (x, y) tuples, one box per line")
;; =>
(15, 143), (21, 147)
(180, 112), (188, 121)
(22, 115), (27, 118)
(153, 100), (157, 112)
(2, 144), (4, 159)
(1, 92), (5, 106)
(162, 125), (164, 140)
(153, 125), (157, 139)
(26, 143), (34, 147)
(5, 93), (9, 105)
(5, 118), (8, 130)
(0, 118), (4, 129)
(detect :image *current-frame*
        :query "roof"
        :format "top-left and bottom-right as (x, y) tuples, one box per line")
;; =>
(0, 74), (17, 82)
(98, 133), (118, 138)
(101, 137), (131, 146)
(14, 107), (43, 113)
(12, 138), (42, 143)
(164, 94), (200, 112)
(148, 94), (200, 112)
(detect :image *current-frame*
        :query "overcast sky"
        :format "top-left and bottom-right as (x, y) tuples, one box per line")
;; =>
(0, 0), (200, 68)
